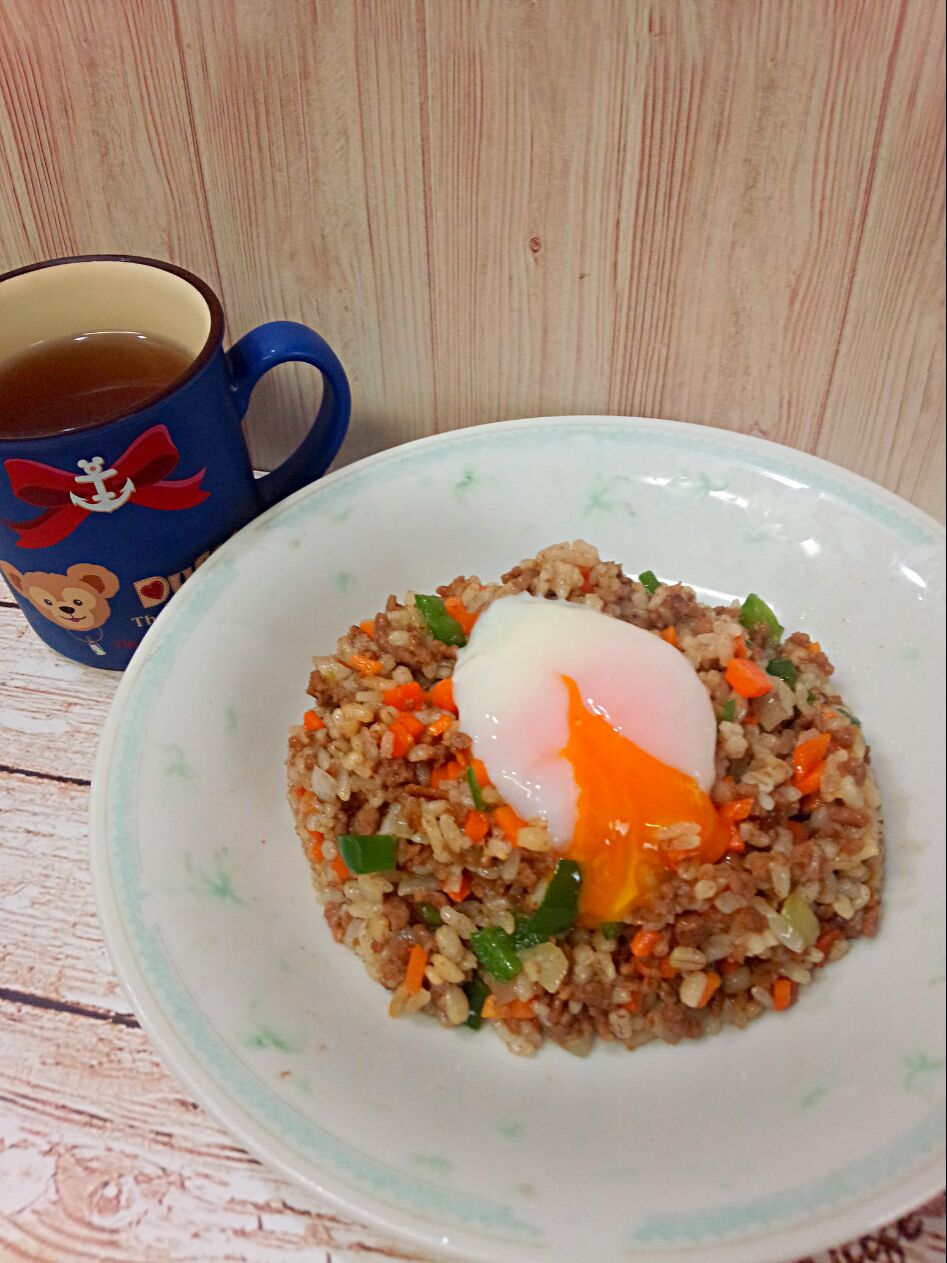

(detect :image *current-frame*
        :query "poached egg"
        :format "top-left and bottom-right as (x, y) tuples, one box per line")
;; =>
(453, 595), (726, 924)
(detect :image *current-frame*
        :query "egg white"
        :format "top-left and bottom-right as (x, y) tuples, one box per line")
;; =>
(452, 594), (717, 845)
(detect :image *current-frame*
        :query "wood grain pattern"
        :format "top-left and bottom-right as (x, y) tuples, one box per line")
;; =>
(0, 0), (942, 518)
(0, 1005), (431, 1262)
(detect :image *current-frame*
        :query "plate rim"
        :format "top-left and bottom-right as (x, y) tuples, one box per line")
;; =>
(89, 415), (946, 1263)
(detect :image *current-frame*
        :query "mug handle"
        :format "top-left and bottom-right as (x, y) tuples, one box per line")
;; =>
(226, 321), (351, 512)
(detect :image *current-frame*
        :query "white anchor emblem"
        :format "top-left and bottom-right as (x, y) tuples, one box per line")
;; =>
(68, 457), (136, 513)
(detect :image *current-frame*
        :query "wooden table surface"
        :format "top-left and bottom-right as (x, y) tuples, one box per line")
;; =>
(0, 594), (944, 1259)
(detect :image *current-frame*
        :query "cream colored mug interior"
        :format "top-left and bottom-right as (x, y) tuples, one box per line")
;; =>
(0, 259), (211, 363)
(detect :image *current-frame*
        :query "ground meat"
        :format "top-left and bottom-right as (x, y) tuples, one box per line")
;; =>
(373, 610), (441, 671)
(375, 934), (415, 989)
(500, 564), (539, 592)
(653, 584), (701, 626)
(670, 911), (705, 947)
(381, 895), (411, 932)
(324, 902), (351, 944)
(826, 804), (871, 828)
(731, 906), (768, 934)
(647, 1000), (691, 1043)
(787, 630), (835, 677)
(306, 669), (355, 708)
(349, 800), (381, 834)
(569, 979), (613, 1008)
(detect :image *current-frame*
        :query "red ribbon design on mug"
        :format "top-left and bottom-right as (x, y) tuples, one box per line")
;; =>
(3, 424), (210, 549)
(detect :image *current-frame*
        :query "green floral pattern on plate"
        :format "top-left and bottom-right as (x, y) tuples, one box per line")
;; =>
(91, 418), (945, 1263)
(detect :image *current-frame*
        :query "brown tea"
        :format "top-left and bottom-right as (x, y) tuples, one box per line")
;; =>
(0, 330), (193, 438)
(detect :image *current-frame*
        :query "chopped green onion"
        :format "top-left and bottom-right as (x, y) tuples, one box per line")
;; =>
(414, 594), (467, 646)
(716, 698), (737, 723)
(739, 593), (784, 643)
(416, 902), (443, 929)
(509, 914), (543, 952)
(806, 690), (818, 705)
(638, 569), (659, 594)
(837, 706), (862, 727)
(767, 658), (798, 687)
(337, 833), (398, 874)
(600, 921), (624, 940)
(780, 889), (820, 949)
(469, 927), (523, 981)
(466, 765), (486, 811)
(511, 860), (582, 948)
(464, 975), (490, 1029)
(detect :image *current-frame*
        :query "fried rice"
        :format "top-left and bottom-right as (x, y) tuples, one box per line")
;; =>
(286, 541), (883, 1057)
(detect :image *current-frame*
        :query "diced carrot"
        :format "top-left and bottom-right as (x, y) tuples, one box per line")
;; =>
(469, 757), (490, 787)
(806, 641), (822, 656)
(359, 620), (376, 637)
(772, 978), (794, 1011)
(293, 785), (307, 798)
(793, 732), (831, 780)
(786, 820), (807, 841)
(447, 872), (472, 902)
(494, 805), (525, 843)
(348, 653), (384, 676)
(578, 566), (595, 593)
(481, 995), (500, 1020)
(793, 732), (831, 794)
(620, 993), (642, 1014)
(394, 712), (424, 739)
(794, 765), (826, 796)
(428, 678), (457, 715)
(431, 761), (463, 788)
(464, 810), (490, 843)
(307, 830), (324, 861)
(631, 928), (661, 958)
(660, 626), (679, 648)
(498, 999), (536, 1021)
(718, 797), (753, 824)
(443, 596), (478, 636)
(718, 797), (753, 853)
(303, 709), (325, 732)
(389, 712), (425, 758)
(724, 657), (773, 698)
(331, 855), (349, 881)
(815, 928), (841, 963)
(658, 958), (678, 978)
(383, 681), (426, 711)
(426, 712), (454, 738)
(696, 972), (721, 1008)
(732, 635), (748, 658)
(404, 945), (428, 994)
(482, 996), (535, 1021)
(822, 708), (839, 722)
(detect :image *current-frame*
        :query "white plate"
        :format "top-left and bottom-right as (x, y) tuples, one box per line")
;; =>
(90, 417), (946, 1263)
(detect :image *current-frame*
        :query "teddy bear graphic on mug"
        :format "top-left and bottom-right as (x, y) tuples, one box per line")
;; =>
(0, 561), (119, 657)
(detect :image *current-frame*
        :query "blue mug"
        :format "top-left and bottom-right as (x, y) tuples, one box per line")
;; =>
(0, 255), (350, 670)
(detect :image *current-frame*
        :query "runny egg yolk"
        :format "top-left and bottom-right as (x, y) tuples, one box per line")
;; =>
(560, 676), (728, 926)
